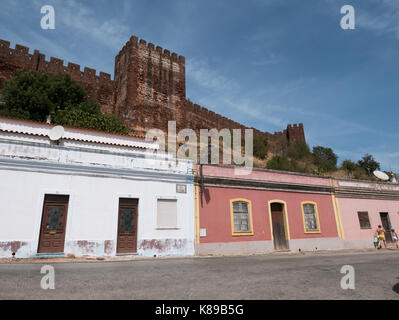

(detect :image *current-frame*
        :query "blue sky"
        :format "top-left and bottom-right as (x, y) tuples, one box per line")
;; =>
(0, 0), (398, 171)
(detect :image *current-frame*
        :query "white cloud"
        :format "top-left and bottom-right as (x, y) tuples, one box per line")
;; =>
(186, 58), (237, 92)
(42, 0), (130, 50)
(186, 57), (289, 128)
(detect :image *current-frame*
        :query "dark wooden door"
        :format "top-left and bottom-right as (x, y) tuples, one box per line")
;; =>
(380, 212), (393, 243)
(38, 195), (69, 254)
(270, 203), (289, 251)
(117, 199), (138, 254)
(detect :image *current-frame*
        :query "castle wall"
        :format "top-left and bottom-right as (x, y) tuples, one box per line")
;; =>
(0, 36), (306, 153)
(0, 39), (114, 114)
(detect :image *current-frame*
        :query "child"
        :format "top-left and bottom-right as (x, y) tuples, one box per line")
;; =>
(392, 229), (399, 249)
(373, 234), (379, 249)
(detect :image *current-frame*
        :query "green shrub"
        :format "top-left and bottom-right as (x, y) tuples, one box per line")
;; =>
(341, 159), (358, 176)
(52, 107), (130, 134)
(266, 155), (298, 172)
(253, 135), (269, 160)
(286, 141), (311, 160)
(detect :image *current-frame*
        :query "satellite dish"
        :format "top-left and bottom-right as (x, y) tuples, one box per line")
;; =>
(373, 170), (389, 181)
(48, 125), (64, 141)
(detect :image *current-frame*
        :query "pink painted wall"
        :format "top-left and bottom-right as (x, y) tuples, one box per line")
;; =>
(338, 197), (399, 240)
(199, 186), (338, 244)
(201, 165), (332, 187)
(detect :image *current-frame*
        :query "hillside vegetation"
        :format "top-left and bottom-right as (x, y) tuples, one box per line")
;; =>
(253, 138), (395, 181)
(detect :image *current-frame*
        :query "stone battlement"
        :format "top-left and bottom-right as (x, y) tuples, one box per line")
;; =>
(0, 36), (306, 153)
(0, 40), (112, 82)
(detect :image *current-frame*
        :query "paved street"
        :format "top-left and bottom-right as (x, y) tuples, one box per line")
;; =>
(1, 250), (399, 299)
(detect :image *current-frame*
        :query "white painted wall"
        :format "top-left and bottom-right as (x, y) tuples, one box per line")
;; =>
(0, 168), (194, 258)
(0, 123), (194, 258)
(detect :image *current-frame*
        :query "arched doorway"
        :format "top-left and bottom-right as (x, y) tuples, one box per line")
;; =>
(269, 202), (289, 251)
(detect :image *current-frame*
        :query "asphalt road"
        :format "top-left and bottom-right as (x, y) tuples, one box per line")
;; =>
(1, 250), (399, 299)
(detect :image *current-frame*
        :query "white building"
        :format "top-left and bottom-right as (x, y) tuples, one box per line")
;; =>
(0, 117), (195, 258)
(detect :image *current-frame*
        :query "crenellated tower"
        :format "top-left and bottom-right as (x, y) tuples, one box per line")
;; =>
(114, 36), (186, 133)
(0, 35), (306, 153)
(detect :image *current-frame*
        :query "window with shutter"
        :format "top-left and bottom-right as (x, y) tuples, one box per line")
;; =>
(301, 202), (321, 233)
(157, 199), (178, 229)
(357, 211), (371, 229)
(230, 199), (253, 236)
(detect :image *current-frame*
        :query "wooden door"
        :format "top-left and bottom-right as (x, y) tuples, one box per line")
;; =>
(38, 195), (69, 254)
(380, 212), (393, 243)
(117, 199), (138, 254)
(270, 203), (289, 251)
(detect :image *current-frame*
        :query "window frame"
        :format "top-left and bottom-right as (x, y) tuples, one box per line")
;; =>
(357, 211), (371, 229)
(156, 198), (179, 230)
(301, 201), (321, 234)
(230, 198), (254, 236)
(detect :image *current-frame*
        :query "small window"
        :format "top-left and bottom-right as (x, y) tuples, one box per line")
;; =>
(231, 200), (253, 235)
(358, 211), (371, 229)
(302, 202), (320, 233)
(157, 199), (177, 229)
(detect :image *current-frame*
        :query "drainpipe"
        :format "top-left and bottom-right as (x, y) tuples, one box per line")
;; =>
(330, 178), (345, 240)
(199, 163), (204, 207)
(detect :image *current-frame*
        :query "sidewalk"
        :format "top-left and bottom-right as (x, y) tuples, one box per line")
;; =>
(1, 245), (398, 264)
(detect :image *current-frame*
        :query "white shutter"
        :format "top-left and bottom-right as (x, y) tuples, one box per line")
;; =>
(157, 199), (177, 228)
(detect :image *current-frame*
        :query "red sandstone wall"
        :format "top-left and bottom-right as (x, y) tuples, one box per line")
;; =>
(0, 36), (306, 153)
(114, 36), (185, 133)
(0, 39), (114, 114)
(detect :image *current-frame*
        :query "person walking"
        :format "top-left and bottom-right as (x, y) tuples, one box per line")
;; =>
(391, 228), (399, 249)
(376, 225), (386, 249)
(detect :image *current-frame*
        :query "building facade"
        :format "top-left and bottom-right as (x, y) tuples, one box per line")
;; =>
(195, 165), (344, 255)
(0, 117), (195, 258)
(194, 165), (399, 256)
(333, 178), (399, 248)
(1, 119), (398, 259)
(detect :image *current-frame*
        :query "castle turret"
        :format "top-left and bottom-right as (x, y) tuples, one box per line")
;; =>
(114, 36), (186, 132)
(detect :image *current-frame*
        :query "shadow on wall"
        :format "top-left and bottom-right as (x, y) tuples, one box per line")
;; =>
(204, 188), (211, 204)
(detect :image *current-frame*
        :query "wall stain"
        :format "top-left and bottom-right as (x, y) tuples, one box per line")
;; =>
(0, 241), (28, 254)
(139, 239), (187, 252)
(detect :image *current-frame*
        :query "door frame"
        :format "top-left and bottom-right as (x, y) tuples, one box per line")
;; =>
(35, 191), (72, 255)
(116, 197), (139, 254)
(380, 212), (393, 243)
(37, 194), (70, 254)
(268, 200), (290, 245)
(113, 195), (141, 255)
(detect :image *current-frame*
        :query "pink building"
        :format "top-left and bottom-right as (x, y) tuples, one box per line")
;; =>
(334, 179), (399, 248)
(195, 165), (344, 255)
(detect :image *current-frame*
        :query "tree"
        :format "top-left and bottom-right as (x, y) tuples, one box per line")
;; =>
(253, 135), (269, 160)
(341, 159), (358, 177)
(357, 154), (380, 176)
(0, 71), (53, 121)
(0, 70), (129, 134)
(312, 146), (338, 172)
